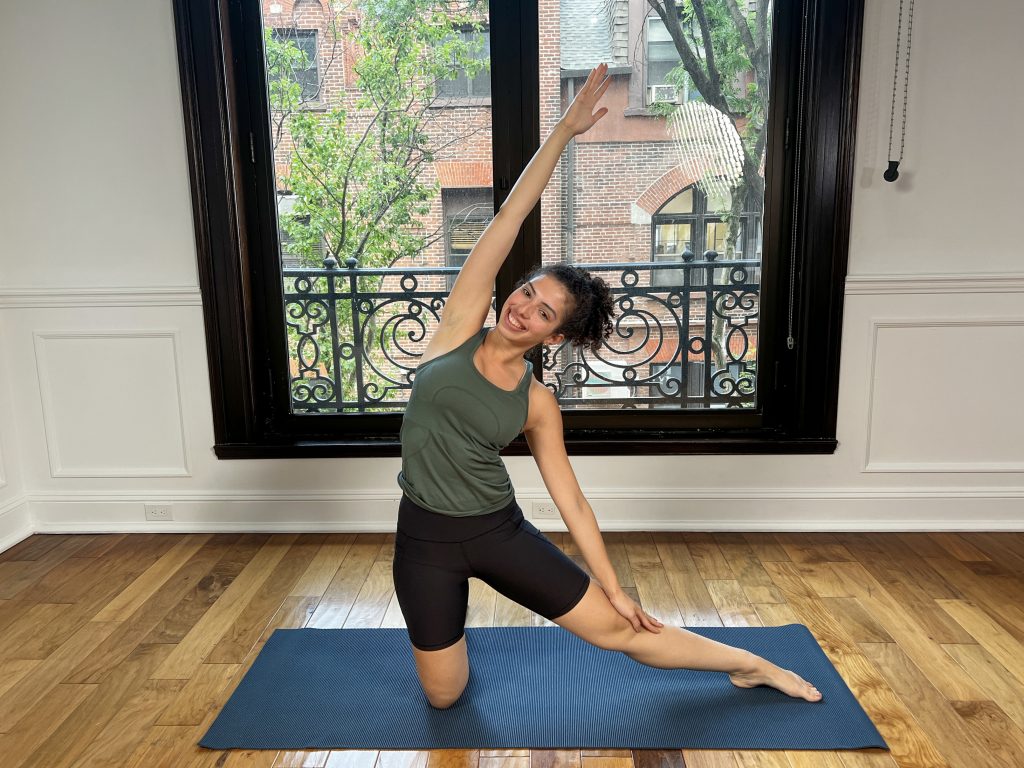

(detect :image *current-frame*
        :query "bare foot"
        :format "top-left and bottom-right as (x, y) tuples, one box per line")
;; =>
(729, 653), (823, 702)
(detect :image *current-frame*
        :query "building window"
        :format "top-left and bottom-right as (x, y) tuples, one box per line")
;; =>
(270, 28), (319, 101)
(645, 16), (700, 105)
(443, 189), (493, 289)
(437, 29), (491, 98)
(651, 185), (753, 288)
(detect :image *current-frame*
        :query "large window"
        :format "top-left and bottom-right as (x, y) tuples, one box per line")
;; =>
(172, 0), (865, 457)
(645, 16), (700, 104)
(437, 29), (491, 99)
(269, 28), (318, 101)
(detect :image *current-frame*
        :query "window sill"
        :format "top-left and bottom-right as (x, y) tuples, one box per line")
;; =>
(623, 106), (666, 118)
(428, 96), (492, 108)
(214, 431), (838, 458)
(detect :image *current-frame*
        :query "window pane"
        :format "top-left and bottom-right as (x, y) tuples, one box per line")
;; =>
(543, 5), (769, 411)
(262, 1), (494, 413)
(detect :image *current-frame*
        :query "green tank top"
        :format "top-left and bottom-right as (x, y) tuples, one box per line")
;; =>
(397, 326), (533, 516)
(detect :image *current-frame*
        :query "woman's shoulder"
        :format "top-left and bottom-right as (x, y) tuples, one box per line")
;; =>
(523, 377), (559, 433)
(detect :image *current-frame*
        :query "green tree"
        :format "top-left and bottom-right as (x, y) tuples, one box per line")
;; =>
(646, 0), (768, 387)
(265, 0), (489, 410)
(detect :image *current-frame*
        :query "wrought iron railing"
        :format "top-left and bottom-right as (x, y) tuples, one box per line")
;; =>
(283, 255), (760, 413)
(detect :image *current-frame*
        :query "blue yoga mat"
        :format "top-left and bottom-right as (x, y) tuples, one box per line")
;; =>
(200, 625), (886, 751)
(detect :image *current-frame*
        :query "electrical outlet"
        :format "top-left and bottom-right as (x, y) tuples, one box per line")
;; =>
(145, 504), (173, 522)
(533, 501), (558, 519)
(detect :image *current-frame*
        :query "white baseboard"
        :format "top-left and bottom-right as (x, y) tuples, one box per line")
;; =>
(24, 488), (1024, 534)
(0, 496), (33, 553)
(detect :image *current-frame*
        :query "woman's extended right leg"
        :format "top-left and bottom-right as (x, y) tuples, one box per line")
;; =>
(553, 580), (821, 701)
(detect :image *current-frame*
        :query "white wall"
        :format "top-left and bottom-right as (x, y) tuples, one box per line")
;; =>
(0, 0), (1021, 546)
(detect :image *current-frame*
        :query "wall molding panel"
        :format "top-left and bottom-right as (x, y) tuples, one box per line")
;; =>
(846, 273), (1024, 295)
(33, 330), (192, 478)
(863, 317), (1024, 473)
(23, 487), (1024, 535)
(0, 286), (202, 308)
(0, 497), (33, 553)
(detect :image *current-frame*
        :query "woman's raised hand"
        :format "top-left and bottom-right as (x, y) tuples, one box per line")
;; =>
(558, 63), (612, 136)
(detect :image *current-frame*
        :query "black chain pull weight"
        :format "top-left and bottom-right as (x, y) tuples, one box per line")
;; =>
(885, 0), (915, 182)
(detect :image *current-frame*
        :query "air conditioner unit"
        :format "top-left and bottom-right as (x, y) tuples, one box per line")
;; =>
(648, 84), (680, 104)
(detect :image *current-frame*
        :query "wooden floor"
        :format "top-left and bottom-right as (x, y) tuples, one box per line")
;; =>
(1, 530), (1023, 768)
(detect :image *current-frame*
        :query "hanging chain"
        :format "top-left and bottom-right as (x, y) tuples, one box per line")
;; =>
(786, 0), (810, 351)
(885, 0), (914, 180)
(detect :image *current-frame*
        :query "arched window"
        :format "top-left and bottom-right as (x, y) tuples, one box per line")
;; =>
(651, 185), (761, 288)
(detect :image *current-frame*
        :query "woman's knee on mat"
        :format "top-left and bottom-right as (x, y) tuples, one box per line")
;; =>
(412, 634), (470, 709)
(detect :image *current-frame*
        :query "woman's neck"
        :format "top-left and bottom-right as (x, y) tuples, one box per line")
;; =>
(481, 327), (530, 367)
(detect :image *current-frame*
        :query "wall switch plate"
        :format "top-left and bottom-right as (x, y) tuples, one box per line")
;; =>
(532, 501), (558, 519)
(145, 504), (173, 521)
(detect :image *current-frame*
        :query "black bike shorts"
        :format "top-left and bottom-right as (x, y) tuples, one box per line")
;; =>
(392, 493), (592, 651)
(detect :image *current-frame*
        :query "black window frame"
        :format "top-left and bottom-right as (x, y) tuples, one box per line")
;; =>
(171, 0), (864, 458)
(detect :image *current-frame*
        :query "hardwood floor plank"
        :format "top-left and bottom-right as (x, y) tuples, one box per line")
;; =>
(0, 683), (97, 768)
(682, 533), (735, 580)
(157, 662), (241, 726)
(64, 533), (244, 684)
(144, 533), (269, 644)
(941, 643), (1024, 732)
(152, 535), (299, 679)
(935, 600), (1024, 687)
(704, 580), (762, 627)
(928, 534), (991, 563)
(631, 749), (685, 768)
(777, 533), (855, 566)
(949, 700), (1024, 768)
(624, 535), (686, 629)
(274, 750), (330, 767)
(349, 559), (408, 628)
(290, 534), (357, 598)
(713, 534), (786, 604)
(467, 578), (498, 628)
(0, 603), (74, 659)
(0, 534), (75, 562)
(858, 642), (993, 768)
(0, 620), (118, 732)
(742, 533), (789, 563)
(323, 753), (380, 768)
(224, 748), (283, 766)
(0, 658), (40, 699)
(18, 643), (173, 768)
(0, 535), (101, 599)
(818, 598), (893, 644)
(529, 751), (579, 768)
(377, 752), (431, 768)
(307, 534), (388, 628)
(830, 563), (987, 701)
(751, 602), (801, 627)
(93, 535), (213, 622)
(922, 557), (1024, 644)
(834, 647), (950, 768)
(680, 752), (738, 767)
(68, 678), (188, 767)
(423, 750), (479, 768)
(652, 534), (722, 627)
(603, 532), (637, 590)
(207, 534), (328, 663)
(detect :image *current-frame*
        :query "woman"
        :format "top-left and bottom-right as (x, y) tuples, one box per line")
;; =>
(393, 63), (821, 710)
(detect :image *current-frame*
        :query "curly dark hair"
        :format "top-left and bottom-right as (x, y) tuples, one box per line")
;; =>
(514, 263), (615, 354)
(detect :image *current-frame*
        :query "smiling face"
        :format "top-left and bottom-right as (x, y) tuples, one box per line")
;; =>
(496, 273), (574, 348)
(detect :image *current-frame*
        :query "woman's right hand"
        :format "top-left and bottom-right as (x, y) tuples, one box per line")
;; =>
(558, 63), (612, 137)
